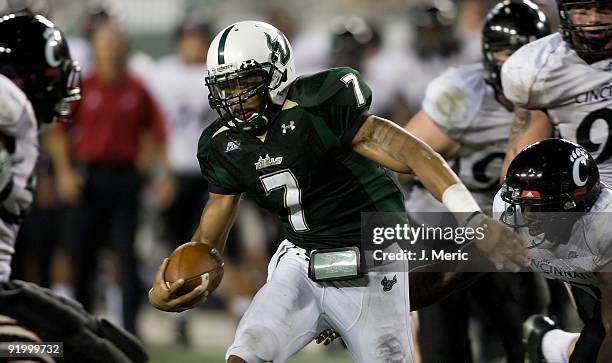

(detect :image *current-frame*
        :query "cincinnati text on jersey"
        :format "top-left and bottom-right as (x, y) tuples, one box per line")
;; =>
(574, 83), (612, 104)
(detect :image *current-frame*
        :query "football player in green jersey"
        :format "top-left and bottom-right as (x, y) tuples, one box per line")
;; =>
(149, 21), (527, 363)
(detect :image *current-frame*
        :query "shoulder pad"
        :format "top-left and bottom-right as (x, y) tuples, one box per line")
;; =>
(0, 75), (30, 134)
(422, 63), (485, 137)
(289, 67), (370, 108)
(501, 33), (565, 107)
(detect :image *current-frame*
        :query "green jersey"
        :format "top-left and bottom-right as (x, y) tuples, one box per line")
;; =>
(198, 67), (405, 251)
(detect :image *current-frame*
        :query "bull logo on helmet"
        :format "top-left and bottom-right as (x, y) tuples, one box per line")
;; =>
(265, 32), (291, 66)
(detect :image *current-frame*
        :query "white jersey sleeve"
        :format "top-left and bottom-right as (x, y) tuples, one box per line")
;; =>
(0, 75), (39, 282)
(582, 188), (612, 268)
(502, 33), (574, 108)
(422, 63), (484, 139)
(0, 75), (34, 136)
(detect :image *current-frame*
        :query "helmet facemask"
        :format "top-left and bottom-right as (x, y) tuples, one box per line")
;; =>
(558, 1), (612, 60)
(500, 183), (600, 246)
(26, 58), (82, 124)
(206, 62), (275, 133)
(52, 59), (82, 122)
(206, 22), (296, 134)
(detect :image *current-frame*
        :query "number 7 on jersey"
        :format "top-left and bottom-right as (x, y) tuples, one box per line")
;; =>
(341, 73), (366, 107)
(260, 169), (309, 232)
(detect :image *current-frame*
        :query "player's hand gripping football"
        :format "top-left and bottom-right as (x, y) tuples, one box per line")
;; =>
(472, 216), (529, 272)
(148, 258), (208, 313)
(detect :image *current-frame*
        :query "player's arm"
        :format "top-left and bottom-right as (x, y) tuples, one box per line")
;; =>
(395, 110), (459, 182)
(352, 115), (528, 271)
(352, 115), (459, 199)
(499, 107), (552, 183)
(597, 271), (612, 362)
(403, 110), (461, 159)
(191, 192), (241, 254)
(148, 192), (241, 312)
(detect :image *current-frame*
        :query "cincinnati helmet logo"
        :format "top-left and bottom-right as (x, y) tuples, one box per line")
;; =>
(265, 32), (291, 66)
(570, 149), (588, 187)
(43, 27), (62, 67)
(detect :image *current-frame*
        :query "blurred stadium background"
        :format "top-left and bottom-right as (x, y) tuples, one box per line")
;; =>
(2, 0), (567, 362)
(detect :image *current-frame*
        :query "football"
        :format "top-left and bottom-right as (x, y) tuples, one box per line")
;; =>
(164, 242), (224, 295)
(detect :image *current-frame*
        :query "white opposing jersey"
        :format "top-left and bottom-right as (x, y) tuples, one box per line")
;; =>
(0, 74), (39, 282)
(148, 56), (216, 175)
(492, 187), (612, 298)
(408, 63), (512, 214)
(502, 33), (612, 184)
(424, 63), (512, 195)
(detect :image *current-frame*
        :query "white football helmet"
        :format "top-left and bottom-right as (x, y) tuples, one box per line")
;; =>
(205, 21), (296, 133)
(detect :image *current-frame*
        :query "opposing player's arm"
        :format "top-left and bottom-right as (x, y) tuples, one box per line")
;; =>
(499, 107), (552, 183)
(597, 271), (612, 362)
(149, 192), (241, 312)
(404, 110), (461, 159)
(353, 116), (528, 271)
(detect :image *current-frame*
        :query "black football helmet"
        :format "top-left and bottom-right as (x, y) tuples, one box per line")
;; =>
(557, 0), (612, 59)
(0, 12), (81, 123)
(482, 0), (551, 94)
(501, 138), (601, 245)
(408, 0), (459, 59)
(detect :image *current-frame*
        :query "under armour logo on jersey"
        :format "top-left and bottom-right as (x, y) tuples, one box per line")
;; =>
(255, 154), (283, 170)
(381, 275), (397, 292)
(281, 121), (295, 134)
(570, 148), (588, 187)
(225, 141), (240, 152)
